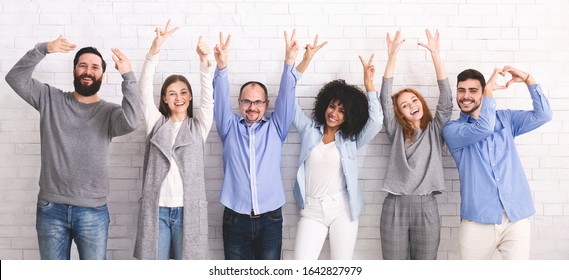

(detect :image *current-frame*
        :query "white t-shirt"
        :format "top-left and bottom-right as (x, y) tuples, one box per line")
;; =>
(305, 141), (345, 198)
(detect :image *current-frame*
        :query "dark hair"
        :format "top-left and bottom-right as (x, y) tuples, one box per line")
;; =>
(391, 88), (433, 141)
(312, 79), (370, 139)
(73, 47), (106, 73)
(239, 81), (268, 100)
(457, 69), (485, 89)
(159, 75), (193, 118)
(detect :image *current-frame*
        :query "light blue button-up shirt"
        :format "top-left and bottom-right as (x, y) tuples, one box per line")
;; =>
(214, 63), (300, 215)
(292, 91), (383, 220)
(443, 84), (552, 224)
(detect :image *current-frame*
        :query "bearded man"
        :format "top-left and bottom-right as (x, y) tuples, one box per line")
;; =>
(5, 35), (142, 260)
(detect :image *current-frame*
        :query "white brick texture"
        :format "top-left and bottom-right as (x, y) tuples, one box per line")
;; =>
(0, 0), (568, 260)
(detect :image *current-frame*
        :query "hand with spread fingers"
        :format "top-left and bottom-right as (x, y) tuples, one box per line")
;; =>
(214, 32), (231, 70)
(47, 35), (77, 54)
(384, 30), (405, 78)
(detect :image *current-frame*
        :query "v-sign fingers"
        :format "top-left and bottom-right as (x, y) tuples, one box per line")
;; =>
(224, 34), (231, 49)
(368, 53), (375, 65)
(358, 55), (367, 66)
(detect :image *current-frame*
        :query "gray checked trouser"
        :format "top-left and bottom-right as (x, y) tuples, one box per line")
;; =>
(379, 193), (441, 260)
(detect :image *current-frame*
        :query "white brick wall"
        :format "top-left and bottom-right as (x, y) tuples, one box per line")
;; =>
(0, 0), (568, 260)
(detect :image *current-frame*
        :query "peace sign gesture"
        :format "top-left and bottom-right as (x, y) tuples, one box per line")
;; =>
(296, 34), (327, 73)
(359, 54), (376, 92)
(284, 29), (299, 66)
(214, 32), (231, 70)
(149, 19), (179, 55)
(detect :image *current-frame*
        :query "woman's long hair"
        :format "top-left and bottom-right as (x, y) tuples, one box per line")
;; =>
(391, 88), (432, 141)
(312, 79), (370, 139)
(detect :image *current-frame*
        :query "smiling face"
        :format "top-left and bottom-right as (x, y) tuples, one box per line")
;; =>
(324, 99), (345, 132)
(162, 81), (192, 117)
(73, 53), (104, 97)
(457, 78), (484, 117)
(239, 83), (268, 125)
(396, 91), (423, 128)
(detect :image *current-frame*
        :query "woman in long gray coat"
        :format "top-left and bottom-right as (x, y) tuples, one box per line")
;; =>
(133, 20), (213, 260)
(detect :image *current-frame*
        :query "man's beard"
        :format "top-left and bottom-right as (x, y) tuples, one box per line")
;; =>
(73, 73), (102, 97)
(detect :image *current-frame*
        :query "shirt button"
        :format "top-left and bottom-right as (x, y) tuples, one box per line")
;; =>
(497, 178), (500, 182)
(492, 163), (496, 167)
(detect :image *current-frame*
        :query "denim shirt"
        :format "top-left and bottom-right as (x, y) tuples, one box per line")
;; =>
(443, 84), (552, 224)
(292, 91), (383, 220)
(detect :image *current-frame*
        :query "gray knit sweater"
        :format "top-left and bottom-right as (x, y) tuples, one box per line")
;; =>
(380, 77), (453, 195)
(5, 42), (142, 207)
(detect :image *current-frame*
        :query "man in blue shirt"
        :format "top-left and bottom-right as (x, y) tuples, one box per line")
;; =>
(443, 66), (552, 259)
(212, 30), (304, 259)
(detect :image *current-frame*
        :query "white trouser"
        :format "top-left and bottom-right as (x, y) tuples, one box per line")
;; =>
(294, 191), (359, 260)
(460, 212), (531, 260)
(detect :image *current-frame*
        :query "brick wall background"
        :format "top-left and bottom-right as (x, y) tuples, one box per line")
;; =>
(0, 0), (568, 260)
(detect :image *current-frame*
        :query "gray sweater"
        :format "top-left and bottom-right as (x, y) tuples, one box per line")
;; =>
(380, 77), (453, 195)
(134, 117), (209, 260)
(5, 42), (142, 207)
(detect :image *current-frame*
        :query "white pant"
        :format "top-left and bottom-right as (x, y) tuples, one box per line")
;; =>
(460, 212), (531, 260)
(293, 191), (358, 260)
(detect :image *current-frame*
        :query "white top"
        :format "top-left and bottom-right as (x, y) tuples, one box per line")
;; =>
(138, 53), (214, 207)
(304, 141), (345, 198)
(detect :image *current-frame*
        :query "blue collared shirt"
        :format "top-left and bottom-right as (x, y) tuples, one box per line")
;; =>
(443, 84), (552, 224)
(214, 63), (300, 215)
(292, 92), (383, 220)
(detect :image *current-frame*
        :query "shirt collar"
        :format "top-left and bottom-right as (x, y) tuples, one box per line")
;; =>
(238, 115), (268, 126)
(459, 111), (476, 123)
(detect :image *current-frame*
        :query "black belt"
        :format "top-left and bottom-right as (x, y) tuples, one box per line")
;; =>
(226, 207), (281, 219)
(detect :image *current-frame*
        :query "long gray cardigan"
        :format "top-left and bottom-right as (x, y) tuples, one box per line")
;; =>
(133, 116), (209, 259)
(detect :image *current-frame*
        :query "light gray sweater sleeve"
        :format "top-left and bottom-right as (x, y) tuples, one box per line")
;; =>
(380, 77), (398, 143)
(110, 71), (143, 137)
(5, 42), (50, 110)
(434, 78), (453, 133)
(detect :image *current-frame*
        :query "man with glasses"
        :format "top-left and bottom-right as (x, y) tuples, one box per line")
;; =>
(212, 29), (304, 259)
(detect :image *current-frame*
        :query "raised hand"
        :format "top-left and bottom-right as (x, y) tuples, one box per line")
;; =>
(284, 29), (299, 66)
(484, 67), (508, 97)
(358, 54), (376, 92)
(214, 32), (231, 70)
(418, 29), (440, 54)
(384, 31), (405, 78)
(502, 65), (535, 87)
(386, 31), (405, 58)
(296, 34), (327, 73)
(47, 35), (76, 54)
(419, 29), (447, 80)
(196, 36), (211, 65)
(149, 19), (179, 55)
(111, 48), (132, 75)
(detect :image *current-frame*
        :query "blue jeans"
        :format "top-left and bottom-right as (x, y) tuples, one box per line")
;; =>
(222, 207), (283, 260)
(36, 199), (109, 260)
(158, 207), (184, 260)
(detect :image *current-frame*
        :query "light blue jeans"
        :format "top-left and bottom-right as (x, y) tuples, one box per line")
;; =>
(36, 199), (110, 260)
(158, 207), (184, 260)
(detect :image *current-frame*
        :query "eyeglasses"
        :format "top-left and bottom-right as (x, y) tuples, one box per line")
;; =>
(240, 99), (266, 106)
